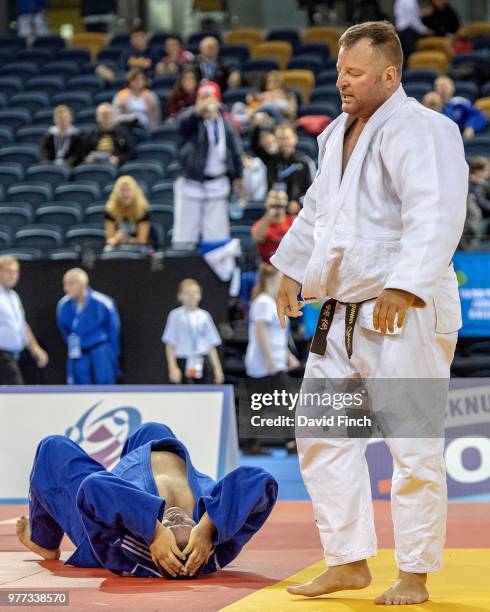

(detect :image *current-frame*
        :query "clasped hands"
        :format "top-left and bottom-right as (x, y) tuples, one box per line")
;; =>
(276, 274), (417, 333)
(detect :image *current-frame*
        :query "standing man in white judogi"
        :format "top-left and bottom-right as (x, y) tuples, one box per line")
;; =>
(271, 22), (467, 605)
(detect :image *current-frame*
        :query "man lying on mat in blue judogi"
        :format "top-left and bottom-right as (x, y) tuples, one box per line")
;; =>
(17, 422), (278, 579)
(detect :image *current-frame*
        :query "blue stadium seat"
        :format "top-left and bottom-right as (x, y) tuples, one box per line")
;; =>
(33, 36), (65, 52)
(48, 247), (81, 260)
(0, 49), (10, 67)
(0, 127), (13, 147)
(55, 184), (100, 207)
(0, 93), (5, 109)
(15, 223), (63, 249)
(402, 69), (438, 85)
(26, 164), (70, 189)
(310, 85), (341, 111)
(0, 225), (12, 248)
(0, 76), (23, 98)
(56, 49), (91, 64)
(83, 204), (107, 224)
(452, 52), (489, 68)
(6, 184), (52, 208)
(24, 76), (65, 98)
(152, 75), (178, 90)
(0, 109), (31, 132)
(481, 83), (490, 98)
(0, 164), (24, 190)
(0, 62), (38, 79)
(0, 36), (26, 53)
(40, 61), (79, 80)
(66, 75), (105, 96)
(297, 137), (318, 160)
(35, 205), (82, 232)
(76, 107), (97, 123)
(266, 28), (300, 50)
(404, 82), (432, 101)
(65, 224), (106, 249)
(148, 203), (173, 232)
(149, 183), (174, 205)
(149, 124), (180, 147)
(0, 204), (33, 231)
(72, 164), (118, 188)
(220, 44), (250, 65)
(0, 247), (42, 260)
(463, 136), (490, 159)
(315, 69), (338, 86)
(454, 80), (479, 102)
(97, 48), (123, 63)
(243, 59), (280, 75)
(135, 143), (175, 166)
(0, 145), (38, 167)
(222, 87), (258, 106)
(230, 224), (254, 247)
(32, 109), (55, 125)
(94, 89), (119, 105)
(298, 102), (339, 118)
(100, 248), (148, 260)
(242, 200), (265, 222)
(16, 48), (53, 65)
(295, 42), (330, 63)
(15, 126), (48, 145)
(152, 89), (170, 117)
(119, 161), (164, 187)
(472, 36), (490, 51)
(149, 33), (171, 47)
(287, 56), (324, 74)
(108, 33), (131, 47)
(52, 91), (93, 114)
(10, 92), (50, 114)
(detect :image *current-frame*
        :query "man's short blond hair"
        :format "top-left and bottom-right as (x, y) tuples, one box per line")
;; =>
(178, 278), (202, 293)
(0, 255), (19, 270)
(63, 267), (89, 285)
(339, 21), (403, 75)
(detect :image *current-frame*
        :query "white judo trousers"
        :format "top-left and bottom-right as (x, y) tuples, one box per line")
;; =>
(172, 176), (230, 246)
(298, 300), (457, 572)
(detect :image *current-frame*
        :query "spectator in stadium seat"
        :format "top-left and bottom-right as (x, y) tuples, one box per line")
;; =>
(247, 71), (298, 123)
(162, 278), (224, 385)
(242, 153), (268, 202)
(434, 76), (487, 138)
(421, 0), (460, 37)
(468, 156), (490, 218)
(394, 0), (433, 63)
(57, 268), (120, 385)
(191, 36), (241, 91)
(104, 176), (151, 247)
(113, 69), (160, 130)
(167, 69), (198, 118)
(120, 26), (154, 77)
(172, 81), (243, 248)
(154, 35), (194, 77)
(40, 105), (84, 168)
(422, 90), (443, 113)
(251, 188), (294, 264)
(458, 192), (482, 250)
(0, 256), (48, 385)
(252, 122), (313, 214)
(85, 103), (134, 166)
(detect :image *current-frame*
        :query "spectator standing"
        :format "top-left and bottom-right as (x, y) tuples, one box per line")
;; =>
(112, 69), (160, 130)
(120, 26), (154, 77)
(57, 268), (120, 385)
(394, 0), (432, 62)
(191, 36), (241, 91)
(162, 278), (224, 384)
(105, 176), (151, 248)
(85, 103), (133, 166)
(252, 188), (294, 263)
(16, 0), (48, 38)
(173, 82), (243, 248)
(167, 69), (198, 118)
(435, 76), (487, 138)
(242, 154), (268, 201)
(0, 256), (48, 385)
(468, 157), (490, 218)
(421, 0), (460, 37)
(154, 35), (194, 76)
(40, 105), (84, 168)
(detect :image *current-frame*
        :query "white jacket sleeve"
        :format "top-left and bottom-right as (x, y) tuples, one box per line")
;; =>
(381, 112), (468, 306)
(269, 173), (318, 284)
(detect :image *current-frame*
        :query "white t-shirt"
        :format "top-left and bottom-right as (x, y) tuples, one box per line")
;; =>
(162, 306), (221, 358)
(0, 285), (26, 353)
(203, 115), (227, 178)
(245, 293), (289, 378)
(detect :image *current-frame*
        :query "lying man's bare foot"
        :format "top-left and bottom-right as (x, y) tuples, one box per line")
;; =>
(375, 571), (429, 605)
(287, 559), (371, 597)
(16, 516), (60, 560)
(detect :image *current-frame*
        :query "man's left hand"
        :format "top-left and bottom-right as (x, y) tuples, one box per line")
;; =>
(182, 524), (213, 577)
(373, 289), (417, 334)
(32, 346), (49, 368)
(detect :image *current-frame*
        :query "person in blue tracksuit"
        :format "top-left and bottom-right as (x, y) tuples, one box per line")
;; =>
(56, 268), (120, 385)
(17, 422), (278, 579)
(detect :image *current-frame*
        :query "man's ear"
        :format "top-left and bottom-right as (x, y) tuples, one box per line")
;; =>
(384, 65), (398, 89)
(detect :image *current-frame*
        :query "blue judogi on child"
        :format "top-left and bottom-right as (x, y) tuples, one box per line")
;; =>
(28, 423), (278, 577)
(56, 288), (121, 385)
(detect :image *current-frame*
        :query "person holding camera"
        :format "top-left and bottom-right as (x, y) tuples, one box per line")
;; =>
(251, 187), (294, 264)
(172, 82), (243, 249)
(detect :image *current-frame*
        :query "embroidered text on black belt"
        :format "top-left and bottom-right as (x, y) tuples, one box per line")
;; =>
(310, 300), (362, 359)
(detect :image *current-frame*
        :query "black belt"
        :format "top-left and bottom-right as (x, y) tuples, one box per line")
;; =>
(310, 299), (362, 359)
(202, 174), (227, 181)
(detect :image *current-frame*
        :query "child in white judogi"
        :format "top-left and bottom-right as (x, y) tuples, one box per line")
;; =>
(162, 278), (224, 384)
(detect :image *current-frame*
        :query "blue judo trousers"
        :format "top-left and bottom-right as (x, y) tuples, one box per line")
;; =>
(28, 423), (278, 577)
(56, 289), (121, 385)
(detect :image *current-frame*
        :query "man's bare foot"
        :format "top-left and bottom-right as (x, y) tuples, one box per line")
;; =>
(16, 516), (60, 560)
(287, 559), (372, 597)
(375, 571), (429, 605)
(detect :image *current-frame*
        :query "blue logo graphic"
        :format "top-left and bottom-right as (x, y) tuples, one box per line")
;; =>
(65, 402), (142, 468)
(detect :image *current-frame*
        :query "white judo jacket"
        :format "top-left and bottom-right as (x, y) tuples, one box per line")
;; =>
(270, 85), (468, 334)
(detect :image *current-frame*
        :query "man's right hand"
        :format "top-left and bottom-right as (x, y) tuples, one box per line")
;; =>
(169, 366), (182, 384)
(276, 274), (304, 329)
(149, 522), (186, 577)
